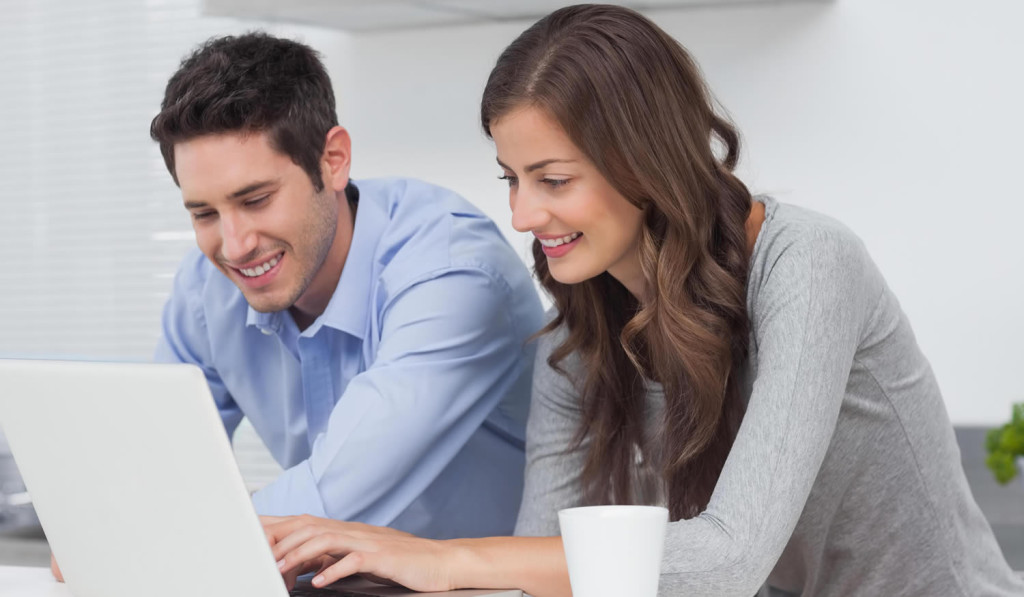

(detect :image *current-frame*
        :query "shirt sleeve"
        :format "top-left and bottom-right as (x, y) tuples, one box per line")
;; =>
(251, 268), (527, 525)
(153, 262), (244, 439)
(656, 229), (880, 596)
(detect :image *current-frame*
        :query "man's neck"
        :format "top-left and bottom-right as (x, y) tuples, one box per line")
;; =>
(287, 188), (359, 333)
(289, 306), (317, 332)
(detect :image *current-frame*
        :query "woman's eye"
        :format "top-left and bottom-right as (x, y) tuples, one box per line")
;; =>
(542, 178), (569, 188)
(498, 174), (518, 188)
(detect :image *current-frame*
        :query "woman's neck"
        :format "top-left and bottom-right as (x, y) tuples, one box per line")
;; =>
(745, 199), (766, 259)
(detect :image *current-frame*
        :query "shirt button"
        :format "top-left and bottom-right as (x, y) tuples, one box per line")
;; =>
(260, 328), (274, 336)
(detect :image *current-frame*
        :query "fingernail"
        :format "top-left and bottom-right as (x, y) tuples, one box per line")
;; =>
(313, 575), (325, 586)
(276, 559), (286, 570)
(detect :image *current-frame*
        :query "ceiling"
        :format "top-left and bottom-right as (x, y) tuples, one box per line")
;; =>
(203, 0), (821, 32)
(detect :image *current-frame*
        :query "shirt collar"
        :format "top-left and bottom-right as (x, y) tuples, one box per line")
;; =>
(246, 182), (387, 340)
(246, 306), (281, 334)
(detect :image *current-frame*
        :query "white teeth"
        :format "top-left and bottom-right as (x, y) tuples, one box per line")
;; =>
(239, 255), (281, 278)
(538, 232), (581, 248)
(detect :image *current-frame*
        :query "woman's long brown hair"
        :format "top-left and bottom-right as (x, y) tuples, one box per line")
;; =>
(481, 4), (753, 520)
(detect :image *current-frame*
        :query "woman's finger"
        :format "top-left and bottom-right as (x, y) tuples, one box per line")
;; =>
(271, 516), (355, 562)
(305, 538), (453, 593)
(282, 555), (331, 591)
(262, 514), (318, 544)
(278, 532), (368, 576)
(311, 551), (371, 588)
(271, 523), (323, 563)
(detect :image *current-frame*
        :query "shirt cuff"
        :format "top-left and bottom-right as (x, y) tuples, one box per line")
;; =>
(250, 459), (328, 518)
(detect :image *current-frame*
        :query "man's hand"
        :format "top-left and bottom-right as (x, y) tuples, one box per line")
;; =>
(50, 552), (64, 582)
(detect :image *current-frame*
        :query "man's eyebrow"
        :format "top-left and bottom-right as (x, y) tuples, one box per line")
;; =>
(183, 179), (280, 210)
(229, 179), (278, 199)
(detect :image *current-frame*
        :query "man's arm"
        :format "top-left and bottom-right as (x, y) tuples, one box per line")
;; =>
(153, 259), (244, 437)
(252, 268), (536, 528)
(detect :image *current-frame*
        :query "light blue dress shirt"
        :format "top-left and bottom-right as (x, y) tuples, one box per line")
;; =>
(155, 178), (544, 539)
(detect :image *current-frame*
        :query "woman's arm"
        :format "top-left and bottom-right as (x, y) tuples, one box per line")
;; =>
(450, 535), (571, 597)
(264, 516), (571, 597)
(655, 224), (881, 595)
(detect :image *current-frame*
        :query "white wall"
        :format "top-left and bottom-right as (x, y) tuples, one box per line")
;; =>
(342, 0), (1024, 425)
(0, 0), (353, 360)
(0, 0), (354, 489)
(2, 0), (1018, 428)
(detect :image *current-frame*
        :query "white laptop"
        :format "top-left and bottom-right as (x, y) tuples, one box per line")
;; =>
(0, 359), (520, 597)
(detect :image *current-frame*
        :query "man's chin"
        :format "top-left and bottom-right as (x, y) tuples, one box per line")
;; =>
(247, 304), (285, 314)
(239, 291), (294, 314)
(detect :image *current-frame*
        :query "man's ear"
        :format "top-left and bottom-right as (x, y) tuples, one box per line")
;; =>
(321, 125), (352, 192)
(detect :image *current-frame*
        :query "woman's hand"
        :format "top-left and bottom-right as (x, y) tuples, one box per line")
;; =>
(262, 516), (570, 597)
(261, 515), (460, 591)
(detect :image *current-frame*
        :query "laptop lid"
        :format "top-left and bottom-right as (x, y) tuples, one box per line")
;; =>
(0, 360), (520, 597)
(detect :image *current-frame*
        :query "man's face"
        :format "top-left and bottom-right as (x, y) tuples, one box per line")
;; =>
(174, 131), (347, 318)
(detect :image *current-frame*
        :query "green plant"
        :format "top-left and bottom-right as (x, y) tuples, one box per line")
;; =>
(986, 402), (1024, 484)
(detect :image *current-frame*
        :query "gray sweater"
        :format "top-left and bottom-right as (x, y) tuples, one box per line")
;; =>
(515, 197), (1023, 596)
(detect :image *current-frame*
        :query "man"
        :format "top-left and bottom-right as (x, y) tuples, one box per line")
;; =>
(148, 33), (543, 539)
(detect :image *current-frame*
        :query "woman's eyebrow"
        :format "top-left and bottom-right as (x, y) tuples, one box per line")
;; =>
(495, 157), (577, 172)
(525, 158), (576, 173)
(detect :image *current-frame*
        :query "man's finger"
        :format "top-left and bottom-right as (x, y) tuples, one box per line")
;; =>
(50, 553), (64, 583)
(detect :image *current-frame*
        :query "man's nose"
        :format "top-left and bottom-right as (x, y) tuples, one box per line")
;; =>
(219, 213), (258, 263)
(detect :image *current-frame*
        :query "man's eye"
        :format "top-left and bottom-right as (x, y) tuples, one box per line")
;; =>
(498, 174), (518, 188)
(244, 195), (269, 207)
(192, 211), (215, 220)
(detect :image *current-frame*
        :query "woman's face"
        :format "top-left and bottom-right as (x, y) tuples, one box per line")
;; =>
(490, 106), (646, 297)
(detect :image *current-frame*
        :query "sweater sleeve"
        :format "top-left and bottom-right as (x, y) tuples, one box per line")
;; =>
(514, 320), (588, 537)
(658, 228), (879, 596)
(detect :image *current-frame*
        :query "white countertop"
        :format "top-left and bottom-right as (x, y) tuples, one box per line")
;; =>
(0, 566), (73, 597)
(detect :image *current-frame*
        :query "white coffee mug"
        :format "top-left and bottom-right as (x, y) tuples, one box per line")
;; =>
(558, 505), (669, 597)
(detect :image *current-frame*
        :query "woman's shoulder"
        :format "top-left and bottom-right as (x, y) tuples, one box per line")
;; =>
(754, 197), (865, 255)
(533, 308), (581, 376)
(529, 308), (590, 411)
(751, 197), (875, 283)
(748, 197), (884, 319)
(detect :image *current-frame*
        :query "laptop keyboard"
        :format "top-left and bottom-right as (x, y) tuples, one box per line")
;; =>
(289, 586), (381, 597)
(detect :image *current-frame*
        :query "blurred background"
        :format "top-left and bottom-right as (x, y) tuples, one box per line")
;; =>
(0, 0), (1021, 570)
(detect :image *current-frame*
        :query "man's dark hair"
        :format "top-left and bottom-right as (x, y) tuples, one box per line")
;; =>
(151, 32), (338, 192)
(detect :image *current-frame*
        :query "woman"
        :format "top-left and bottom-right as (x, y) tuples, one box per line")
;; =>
(265, 5), (1023, 596)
